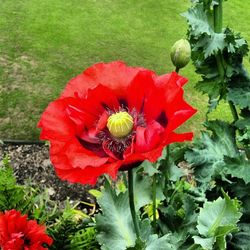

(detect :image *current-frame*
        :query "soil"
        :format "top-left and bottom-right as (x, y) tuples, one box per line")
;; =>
(0, 144), (98, 203)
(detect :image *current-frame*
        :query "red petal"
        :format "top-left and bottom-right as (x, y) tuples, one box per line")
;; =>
(122, 145), (165, 166)
(61, 61), (144, 98)
(165, 88), (197, 131)
(156, 71), (188, 103)
(127, 70), (167, 123)
(65, 85), (119, 132)
(155, 71), (197, 131)
(55, 161), (121, 185)
(102, 141), (121, 160)
(122, 131), (192, 167)
(143, 88), (166, 123)
(166, 107), (197, 132)
(127, 70), (156, 112)
(25, 221), (53, 247)
(50, 139), (109, 170)
(38, 97), (110, 170)
(66, 104), (96, 135)
(38, 98), (76, 141)
(82, 84), (120, 115)
(156, 71), (188, 88)
(96, 111), (109, 132)
(135, 120), (165, 153)
(0, 210), (52, 250)
(165, 131), (194, 144)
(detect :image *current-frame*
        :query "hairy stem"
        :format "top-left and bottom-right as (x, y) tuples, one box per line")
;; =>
(128, 169), (140, 238)
(152, 174), (157, 231)
(214, 0), (250, 160)
(188, 243), (199, 250)
(214, 0), (239, 123)
(214, 0), (223, 33)
(229, 101), (239, 122)
(166, 145), (170, 178)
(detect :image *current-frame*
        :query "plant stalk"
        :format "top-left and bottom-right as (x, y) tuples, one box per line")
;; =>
(214, 0), (239, 123)
(214, 0), (250, 160)
(165, 145), (170, 179)
(152, 174), (157, 231)
(214, 0), (223, 33)
(128, 169), (140, 238)
(229, 101), (239, 122)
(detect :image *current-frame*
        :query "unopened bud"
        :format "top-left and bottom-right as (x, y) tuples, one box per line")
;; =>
(170, 39), (191, 70)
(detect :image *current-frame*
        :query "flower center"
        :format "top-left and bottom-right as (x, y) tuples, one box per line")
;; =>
(107, 111), (134, 138)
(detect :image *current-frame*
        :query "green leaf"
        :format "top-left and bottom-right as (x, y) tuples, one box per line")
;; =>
(0, 156), (16, 190)
(116, 179), (127, 194)
(126, 238), (146, 250)
(133, 169), (164, 211)
(88, 189), (102, 199)
(195, 79), (222, 112)
(127, 220), (180, 250)
(127, 233), (180, 250)
(238, 129), (250, 144)
(168, 163), (184, 182)
(141, 161), (159, 176)
(215, 224), (238, 249)
(195, 191), (242, 250)
(145, 234), (178, 250)
(193, 236), (214, 249)
(224, 28), (248, 55)
(196, 79), (221, 100)
(183, 3), (227, 59)
(139, 219), (153, 243)
(181, 195), (199, 233)
(235, 118), (250, 130)
(229, 223), (250, 250)
(228, 86), (250, 109)
(185, 120), (238, 183)
(224, 155), (250, 184)
(197, 191), (241, 236)
(69, 227), (99, 250)
(204, 33), (226, 58)
(159, 187), (198, 237)
(96, 182), (136, 250)
(182, 4), (211, 36)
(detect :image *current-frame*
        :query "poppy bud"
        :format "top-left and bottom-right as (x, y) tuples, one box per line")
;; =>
(170, 39), (191, 70)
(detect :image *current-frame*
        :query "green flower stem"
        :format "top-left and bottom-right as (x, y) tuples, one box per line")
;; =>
(175, 67), (180, 73)
(188, 243), (198, 250)
(166, 145), (170, 168)
(229, 101), (239, 122)
(214, 0), (239, 123)
(163, 145), (170, 181)
(152, 174), (157, 231)
(169, 181), (182, 206)
(128, 169), (140, 238)
(214, 0), (223, 33)
(214, 1), (250, 159)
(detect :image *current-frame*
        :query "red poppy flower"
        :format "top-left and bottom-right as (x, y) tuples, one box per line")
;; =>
(0, 209), (53, 250)
(38, 61), (196, 185)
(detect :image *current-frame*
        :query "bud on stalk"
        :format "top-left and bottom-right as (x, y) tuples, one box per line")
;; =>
(170, 39), (191, 71)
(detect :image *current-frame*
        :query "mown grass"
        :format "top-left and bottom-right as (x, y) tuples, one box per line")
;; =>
(0, 0), (249, 140)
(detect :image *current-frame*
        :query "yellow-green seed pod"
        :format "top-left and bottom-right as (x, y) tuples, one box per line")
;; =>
(107, 111), (134, 138)
(170, 39), (191, 69)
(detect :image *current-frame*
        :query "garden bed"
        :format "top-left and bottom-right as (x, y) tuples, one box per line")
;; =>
(0, 144), (95, 203)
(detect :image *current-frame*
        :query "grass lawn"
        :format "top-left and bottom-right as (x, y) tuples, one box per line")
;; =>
(0, 0), (250, 140)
